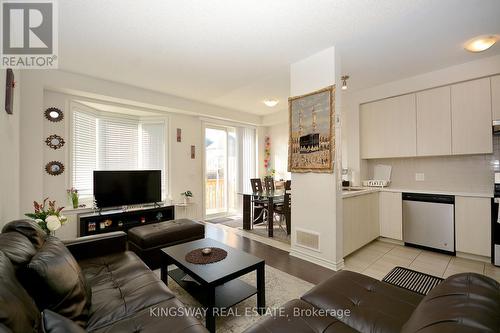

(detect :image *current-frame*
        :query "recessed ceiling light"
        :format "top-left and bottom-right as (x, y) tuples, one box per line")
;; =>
(263, 99), (279, 107)
(464, 35), (499, 52)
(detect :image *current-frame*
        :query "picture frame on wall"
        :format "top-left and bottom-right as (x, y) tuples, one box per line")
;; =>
(177, 128), (182, 142)
(288, 85), (335, 173)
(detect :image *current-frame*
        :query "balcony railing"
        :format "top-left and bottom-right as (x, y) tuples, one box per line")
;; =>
(206, 178), (225, 214)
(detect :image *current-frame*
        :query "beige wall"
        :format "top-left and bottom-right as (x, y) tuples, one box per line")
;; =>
(343, 54), (500, 187)
(0, 69), (21, 228)
(265, 122), (290, 180)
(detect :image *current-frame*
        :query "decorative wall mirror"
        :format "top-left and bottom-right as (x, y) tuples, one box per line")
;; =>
(45, 161), (65, 176)
(45, 134), (65, 150)
(44, 107), (64, 122)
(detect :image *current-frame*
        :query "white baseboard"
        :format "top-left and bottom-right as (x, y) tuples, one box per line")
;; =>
(290, 248), (344, 271)
(377, 237), (404, 246)
(456, 251), (491, 263)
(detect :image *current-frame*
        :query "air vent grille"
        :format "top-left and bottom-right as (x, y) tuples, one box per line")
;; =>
(296, 229), (320, 251)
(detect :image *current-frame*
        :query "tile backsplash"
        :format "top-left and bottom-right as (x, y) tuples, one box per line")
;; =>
(366, 140), (500, 195)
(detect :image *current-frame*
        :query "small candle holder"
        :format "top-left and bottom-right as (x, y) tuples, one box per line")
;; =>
(201, 248), (212, 256)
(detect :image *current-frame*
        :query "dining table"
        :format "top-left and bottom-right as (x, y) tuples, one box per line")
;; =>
(238, 189), (286, 237)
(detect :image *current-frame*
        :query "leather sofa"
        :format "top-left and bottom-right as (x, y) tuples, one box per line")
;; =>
(245, 269), (500, 333)
(0, 220), (208, 333)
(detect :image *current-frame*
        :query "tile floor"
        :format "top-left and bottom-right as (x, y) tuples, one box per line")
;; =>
(344, 240), (500, 282)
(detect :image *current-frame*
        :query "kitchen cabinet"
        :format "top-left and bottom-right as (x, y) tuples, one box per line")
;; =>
(416, 86), (452, 156)
(360, 94), (417, 159)
(492, 75), (500, 121)
(343, 193), (379, 256)
(451, 78), (492, 155)
(379, 192), (403, 240)
(455, 196), (491, 257)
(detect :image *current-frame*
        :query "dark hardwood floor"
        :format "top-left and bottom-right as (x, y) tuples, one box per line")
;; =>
(205, 223), (335, 285)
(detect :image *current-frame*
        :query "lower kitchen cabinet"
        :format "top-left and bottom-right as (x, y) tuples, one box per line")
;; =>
(379, 192), (403, 240)
(455, 196), (491, 257)
(343, 193), (379, 256)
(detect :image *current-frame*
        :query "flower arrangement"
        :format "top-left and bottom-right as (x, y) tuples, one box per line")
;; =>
(25, 198), (68, 235)
(67, 187), (79, 209)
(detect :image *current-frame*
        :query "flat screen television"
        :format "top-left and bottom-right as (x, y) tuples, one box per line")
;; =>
(93, 170), (161, 208)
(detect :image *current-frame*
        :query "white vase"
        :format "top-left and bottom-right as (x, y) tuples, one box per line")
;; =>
(183, 197), (190, 204)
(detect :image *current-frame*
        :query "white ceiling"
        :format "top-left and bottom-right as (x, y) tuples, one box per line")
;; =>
(59, 0), (500, 116)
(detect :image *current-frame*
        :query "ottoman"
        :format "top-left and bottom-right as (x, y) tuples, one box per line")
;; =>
(128, 219), (205, 269)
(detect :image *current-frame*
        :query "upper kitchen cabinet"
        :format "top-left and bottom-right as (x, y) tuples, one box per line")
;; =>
(451, 78), (492, 155)
(492, 75), (500, 121)
(416, 86), (452, 156)
(360, 94), (417, 159)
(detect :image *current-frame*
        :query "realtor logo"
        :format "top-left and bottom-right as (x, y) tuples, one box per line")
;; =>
(1, 0), (58, 68)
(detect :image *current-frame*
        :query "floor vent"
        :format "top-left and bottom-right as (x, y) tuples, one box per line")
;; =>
(295, 229), (320, 251)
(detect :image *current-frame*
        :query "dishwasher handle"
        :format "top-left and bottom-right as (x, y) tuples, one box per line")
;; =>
(402, 192), (455, 204)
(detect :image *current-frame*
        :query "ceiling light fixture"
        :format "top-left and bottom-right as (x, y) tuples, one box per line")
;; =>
(464, 35), (498, 52)
(263, 99), (279, 107)
(341, 75), (350, 90)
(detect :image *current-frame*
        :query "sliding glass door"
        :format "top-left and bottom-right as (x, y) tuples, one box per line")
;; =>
(204, 126), (237, 217)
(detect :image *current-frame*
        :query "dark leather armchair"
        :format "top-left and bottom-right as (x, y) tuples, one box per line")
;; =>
(0, 220), (208, 333)
(245, 270), (500, 333)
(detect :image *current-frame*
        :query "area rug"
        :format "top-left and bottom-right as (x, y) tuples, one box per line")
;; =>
(206, 217), (235, 224)
(156, 265), (313, 332)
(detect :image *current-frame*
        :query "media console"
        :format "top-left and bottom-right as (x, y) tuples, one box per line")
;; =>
(79, 205), (175, 236)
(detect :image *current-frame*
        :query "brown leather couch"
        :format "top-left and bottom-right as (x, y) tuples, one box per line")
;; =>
(0, 220), (208, 333)
(245, 269), (500, 333)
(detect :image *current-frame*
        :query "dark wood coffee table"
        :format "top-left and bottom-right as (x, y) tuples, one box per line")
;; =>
(160, 238), (265, 333)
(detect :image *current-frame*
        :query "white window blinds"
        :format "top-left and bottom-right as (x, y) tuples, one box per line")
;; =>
(72, 108), (167, 199)
(140, 123), (166, 195)
(98, 117), (139, 170)
(72, 110), (97, 196)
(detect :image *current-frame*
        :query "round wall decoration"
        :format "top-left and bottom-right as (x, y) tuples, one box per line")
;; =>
(45, 161), (65, 176)
(44, 107), (64, 122)
(45, 134), (65, 150)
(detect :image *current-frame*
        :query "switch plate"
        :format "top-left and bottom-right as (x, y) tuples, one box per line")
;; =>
(415, 173), (425, 181)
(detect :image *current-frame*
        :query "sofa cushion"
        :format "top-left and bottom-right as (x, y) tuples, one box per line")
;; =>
(42, 310), (86, 333)
(20, 236), (91, 326)
(243, 299), (357, 333)
(128, 219), (204, 249)
(78, 251), (176, 331)
(2, 219), (47, 249)
(0, 232), (37, 267)
(89, 298), (208, 333)
(0, 251), (41, 333)
(301, 270), (423, 333)
(402, 272), (500, 333)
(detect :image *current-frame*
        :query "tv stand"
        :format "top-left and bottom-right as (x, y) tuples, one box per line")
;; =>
(79, 204), (174, 236)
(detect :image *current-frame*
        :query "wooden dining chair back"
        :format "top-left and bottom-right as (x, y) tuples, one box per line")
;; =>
(263, 176), (274, 192)
(284, 191), (291, 235)
(250, 178), (263, 192)
(285, 180), (291, 191)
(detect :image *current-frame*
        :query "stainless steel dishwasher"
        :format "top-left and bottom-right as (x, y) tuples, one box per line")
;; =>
(402, 193), (455, 253)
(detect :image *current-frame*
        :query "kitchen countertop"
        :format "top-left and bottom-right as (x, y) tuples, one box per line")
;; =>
(342, 187), (493, 199)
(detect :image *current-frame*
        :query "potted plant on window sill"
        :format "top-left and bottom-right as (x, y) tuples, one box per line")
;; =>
(180, 191), (193, 204)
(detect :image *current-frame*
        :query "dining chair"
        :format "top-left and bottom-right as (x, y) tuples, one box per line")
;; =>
(274, 189), (291, 235)
(250, 178), (268, 225)
(263, 176), (274, 192)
